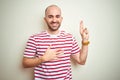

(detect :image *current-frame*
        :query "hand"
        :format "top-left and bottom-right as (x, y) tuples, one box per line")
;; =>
(42, 46), (64, 62)
(80, 20), (89, 41)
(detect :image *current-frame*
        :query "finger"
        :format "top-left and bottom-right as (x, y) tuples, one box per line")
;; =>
(86, 29), (89, 34)
(55, 48), (63, 52)
(80, 20), (85, 34)
(83, 28), (87, 32)
(84, 28), (89, 34)
(80, 20), (84, 29)
(55, 49), (64, 55)
(57, 53), (64, 57)
(53, 57), (59, 60)
(56, 51), (64, 55)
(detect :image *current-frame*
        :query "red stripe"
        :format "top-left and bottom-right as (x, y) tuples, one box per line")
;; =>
(35, 71), (68, 77)
(25, 50), (36, 53)
(38, 64), (70, 70)
(35, 68), (68, 73)
(25, 47), (36, 51)
(35, 75), (66, 80)
(24, 54), (35, 57)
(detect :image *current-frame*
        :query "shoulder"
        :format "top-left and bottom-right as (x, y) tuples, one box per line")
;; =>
(60, 30), (73, 38)
(29, 31), (48, 38)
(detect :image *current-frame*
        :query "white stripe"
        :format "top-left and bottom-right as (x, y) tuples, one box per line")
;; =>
(35, 65), (70, 72)
(27, 42), (35, 46)
(35, 72), (66, 79)
(24, 51), (35, 54)
(25, 49), (36, 52)
(35, 69), (68, 75)
(26, 46), (36, 49)
(43, 59), (70, 65)
(23, 55), (34, 58)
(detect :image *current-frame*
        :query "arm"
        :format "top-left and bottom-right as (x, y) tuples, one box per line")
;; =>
(71, 21), (89, 65)
(23, 46), (63, 68)
(22, 56), (44, 68)
(71, 43), (89, 65)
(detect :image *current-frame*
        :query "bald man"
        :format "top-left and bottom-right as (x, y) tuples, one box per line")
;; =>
(23, 5), (89, 80)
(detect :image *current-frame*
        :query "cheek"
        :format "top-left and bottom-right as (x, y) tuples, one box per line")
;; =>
(46, 19), (51, 24)
(45, 18), (51, 22)
(59, 18), (63, 22)
(59, 19), (62, 23)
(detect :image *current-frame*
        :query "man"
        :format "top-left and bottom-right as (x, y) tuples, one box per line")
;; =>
(23, 5), (89, 80)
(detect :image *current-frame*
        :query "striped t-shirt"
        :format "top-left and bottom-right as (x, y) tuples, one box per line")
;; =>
(24, 30), (80, 80)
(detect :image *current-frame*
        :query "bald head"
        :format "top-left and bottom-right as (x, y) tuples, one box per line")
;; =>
(45, 5), (61, 16)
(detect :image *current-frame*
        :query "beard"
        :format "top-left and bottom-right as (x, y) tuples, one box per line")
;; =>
(47, 22), (61, 31)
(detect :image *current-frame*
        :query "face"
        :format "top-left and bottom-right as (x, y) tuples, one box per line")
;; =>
(44, 6), (63, 31)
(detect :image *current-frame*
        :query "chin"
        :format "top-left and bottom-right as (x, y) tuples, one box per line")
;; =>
(51, 28), (59, 31)
(49, 26), (60, 31)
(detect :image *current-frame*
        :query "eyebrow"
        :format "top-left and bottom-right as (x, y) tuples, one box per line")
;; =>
(47, 14), (61, 17)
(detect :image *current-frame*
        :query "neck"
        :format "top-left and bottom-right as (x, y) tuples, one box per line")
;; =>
(47, 29), (59, 35)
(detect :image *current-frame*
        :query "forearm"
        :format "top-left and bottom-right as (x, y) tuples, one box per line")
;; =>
(22, 46), (63, 68)
(79, 45), (88, 64)
(22, 56), (44, 68)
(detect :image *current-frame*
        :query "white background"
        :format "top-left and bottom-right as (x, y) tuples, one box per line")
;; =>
(0, 0), (120, 80)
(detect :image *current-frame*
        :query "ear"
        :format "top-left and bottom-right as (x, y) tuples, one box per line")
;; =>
(44, 17), (46, 21)
(61, 17), (63, 19)
(61, 17), (63, 21)
(44, 17), (46, 22)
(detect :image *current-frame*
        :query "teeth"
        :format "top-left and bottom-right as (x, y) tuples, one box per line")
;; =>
(52, 23), (58, 26)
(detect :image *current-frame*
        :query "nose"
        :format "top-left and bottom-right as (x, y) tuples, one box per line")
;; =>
(52, 17), (57, 22)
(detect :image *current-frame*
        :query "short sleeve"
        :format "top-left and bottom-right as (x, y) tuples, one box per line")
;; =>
(71, 37), (80, 55)
(24, 35), (37, 58)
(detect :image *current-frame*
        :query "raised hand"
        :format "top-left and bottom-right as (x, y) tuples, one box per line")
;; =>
(80, 20), (89, 41)
(42, 46), (64, 62)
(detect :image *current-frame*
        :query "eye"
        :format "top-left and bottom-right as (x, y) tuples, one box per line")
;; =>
(48, 15), (53, 18)
(56, 15), (60, 18)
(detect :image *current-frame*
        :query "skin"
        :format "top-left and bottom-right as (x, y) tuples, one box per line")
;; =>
(23, 5), (89, 68)
(44, 5), (63, 35)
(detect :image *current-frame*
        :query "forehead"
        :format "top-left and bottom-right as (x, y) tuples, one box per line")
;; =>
(45, 6), (61, 16)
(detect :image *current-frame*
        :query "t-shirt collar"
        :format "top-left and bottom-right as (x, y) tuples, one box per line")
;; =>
(45, 30), (61, 38)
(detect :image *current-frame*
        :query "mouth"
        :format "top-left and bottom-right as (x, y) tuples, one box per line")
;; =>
(51, 22), (59, 26)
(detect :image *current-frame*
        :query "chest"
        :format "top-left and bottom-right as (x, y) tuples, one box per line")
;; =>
(36, 37), (73, 56)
